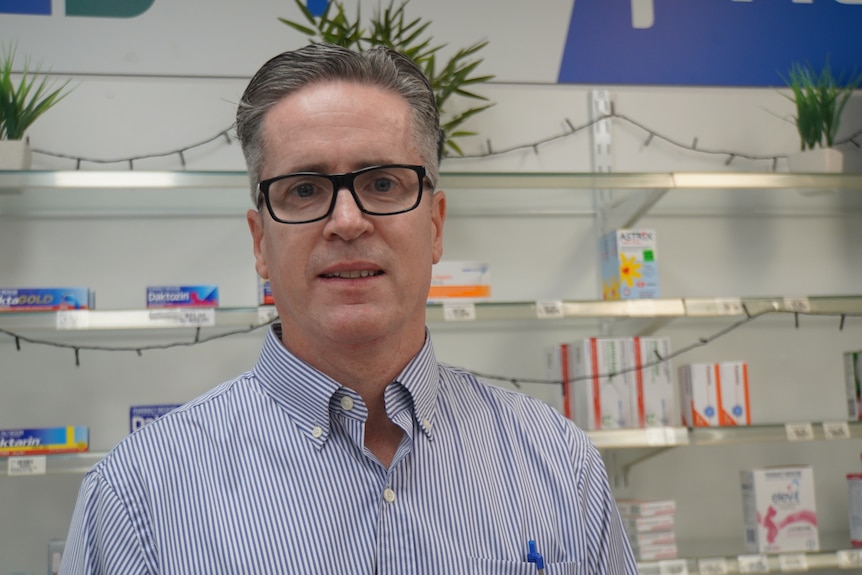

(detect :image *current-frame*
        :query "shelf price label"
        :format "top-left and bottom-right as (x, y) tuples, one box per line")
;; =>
(56, 310), (90, 330)
(148, 308), (216, 327)
(8, 456), (47, 476)
(711, 298), (744, 316)
(443, 303), (476, 322)
(697, 558), (728, 575)
(785, 422), (815, 442)
(837, 550), (862, 569)
(257, 306), (279, 325)
(782, 297), (811, 313)
(822, 421), (851, 440)
(659, 559), (689, 575)
(737, 554), (770, 573)
(778, 554), (807, 572)
(535, 299), (565, 319)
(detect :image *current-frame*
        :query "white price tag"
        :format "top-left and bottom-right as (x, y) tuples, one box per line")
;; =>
(782, 297), (811, 313)
(56, 310), (90, 330)
(697, 558), (728, 575)
(646, 427), (670, 446)
(785, 422), (815, 442)
(535, 299), (564, 319)
(176, 308), (216, 326)
(8, 456), (47, 476)
(778, 554), (807, 572)
(257, 306), (279, 325)
(822, 421), (851, 440)
(712, 298), (743, 316)
(659, 559), (689, 575)
(443, 303), (476, 322)
(737, 554), (770, 573)
(148, 308), (215, 327)
(837, 549), (862, 568)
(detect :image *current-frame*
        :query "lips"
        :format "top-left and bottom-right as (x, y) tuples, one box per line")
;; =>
(320, 270), (383, 279)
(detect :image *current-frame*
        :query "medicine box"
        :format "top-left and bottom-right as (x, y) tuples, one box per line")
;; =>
(258, 277), (274, 306)
(632, 337), (675, 427)
(623, 514), (675, 533)
(130, 404), (183, 433)
(146, 285), (219, 308)
(0, 287), (95, 312)
(740, 465), (819, 553)
(845, 351), (862, 421)
(568, 338), (635, 430)
(679, 363), (720, 427)
(617, 498), (676, 517)
(717, 361), (751, 425)
(0, 426), (89, 457)
(600, 229), (659, 300)
(427, 261), (490, 302)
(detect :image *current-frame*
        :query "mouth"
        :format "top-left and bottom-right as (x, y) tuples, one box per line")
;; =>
(320, 270), (384, 279)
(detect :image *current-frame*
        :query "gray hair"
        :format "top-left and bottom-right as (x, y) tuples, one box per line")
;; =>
(235, 43), (443, 205)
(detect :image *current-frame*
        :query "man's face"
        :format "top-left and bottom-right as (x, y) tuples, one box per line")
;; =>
(247, 80), (445, 358)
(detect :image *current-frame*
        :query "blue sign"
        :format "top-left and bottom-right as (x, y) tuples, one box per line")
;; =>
(0, 0), (50, 14)
(559, 0), (862, 86)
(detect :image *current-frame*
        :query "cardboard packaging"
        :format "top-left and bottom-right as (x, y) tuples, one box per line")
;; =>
(600, 229), (659, 300)
(740, 465), (819, 553)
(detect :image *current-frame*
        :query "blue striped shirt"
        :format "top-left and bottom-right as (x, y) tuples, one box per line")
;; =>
(61, 326), (638, 574)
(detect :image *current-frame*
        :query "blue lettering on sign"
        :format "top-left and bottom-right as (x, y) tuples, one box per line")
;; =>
(0, 0), (50, 14)
(307, 0), (329, 17)
(559, 0), (862, 86)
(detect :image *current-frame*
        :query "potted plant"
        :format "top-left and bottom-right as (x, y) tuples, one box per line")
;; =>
(280, 0), (494, 156)
(0, 44), (72, 170)
(782, 59), (861, 173)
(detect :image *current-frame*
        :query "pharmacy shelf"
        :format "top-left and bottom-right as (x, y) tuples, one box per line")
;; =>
(691, 421), (862, 445)
(2, 170), (862, 218)
(1, 295), (859, 333)
(0, 452), (106, 476)
(637, 534), (861, 574)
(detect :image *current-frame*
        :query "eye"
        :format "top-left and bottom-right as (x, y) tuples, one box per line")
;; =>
(371, 176), (395, 193)
(292, 182), (317, 198)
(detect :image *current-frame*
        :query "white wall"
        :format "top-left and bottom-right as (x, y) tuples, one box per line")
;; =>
(2, 1), (862, 572)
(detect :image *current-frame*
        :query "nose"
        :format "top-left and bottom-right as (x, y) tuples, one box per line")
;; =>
(323, 187), (372, 241)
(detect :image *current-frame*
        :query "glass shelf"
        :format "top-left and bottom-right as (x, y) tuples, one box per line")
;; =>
(2, 295), (859, 332)
(1, 170), (861, 218)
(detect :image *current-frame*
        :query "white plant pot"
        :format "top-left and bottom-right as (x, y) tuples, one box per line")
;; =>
(787, 147), (844, 173)
(0, 140), (33, 170)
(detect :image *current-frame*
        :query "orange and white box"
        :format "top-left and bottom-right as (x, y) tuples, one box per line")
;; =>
(627, 530), (676, 547)
(632, 337), (676, 427)
(717, 361), (751, 426)
(427, 261), (490, 302)
(569, 338), (635, 430)
(679, 363), (720, 427)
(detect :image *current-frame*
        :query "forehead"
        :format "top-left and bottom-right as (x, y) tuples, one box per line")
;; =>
(260, 80), (417, 173)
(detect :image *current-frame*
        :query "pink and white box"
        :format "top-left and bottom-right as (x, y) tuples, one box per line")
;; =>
(740, 465), (819, 553)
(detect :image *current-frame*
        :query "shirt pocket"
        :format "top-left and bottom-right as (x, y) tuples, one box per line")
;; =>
(467, 557), (585, 575)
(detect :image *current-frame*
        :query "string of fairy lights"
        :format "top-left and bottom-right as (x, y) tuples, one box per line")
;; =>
(2, 309), (858, 388)
(30, 111), (862, 170)
(7, 109), (861, 385)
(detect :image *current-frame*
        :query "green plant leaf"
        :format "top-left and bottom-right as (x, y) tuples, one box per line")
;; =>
(278, 0), (494, 155)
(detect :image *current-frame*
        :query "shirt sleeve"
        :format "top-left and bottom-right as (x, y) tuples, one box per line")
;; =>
(60, 468), (152, 575)
(576, 440), (640, 574)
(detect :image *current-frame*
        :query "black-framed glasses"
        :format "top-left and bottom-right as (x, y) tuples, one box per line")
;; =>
(257, 164), (427, 224)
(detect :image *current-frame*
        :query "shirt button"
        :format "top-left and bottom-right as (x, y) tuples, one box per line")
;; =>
(422, 418), (432, 431)
(340, 396), (355, 411)
(383, 488), (396, 503)
(311, 426), (323, 438)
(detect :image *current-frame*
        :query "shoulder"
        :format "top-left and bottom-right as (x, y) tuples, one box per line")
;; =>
(435, 362), (594, 456)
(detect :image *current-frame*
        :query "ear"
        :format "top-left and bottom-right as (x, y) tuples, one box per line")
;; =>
(430, 191), (446, 264)
(247, 209), (269, 280)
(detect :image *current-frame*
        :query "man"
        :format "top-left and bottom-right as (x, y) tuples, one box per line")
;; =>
(61, 44), (638, 574)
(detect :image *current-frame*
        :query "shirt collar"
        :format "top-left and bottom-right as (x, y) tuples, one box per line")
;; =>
(253, 324), (440, 443)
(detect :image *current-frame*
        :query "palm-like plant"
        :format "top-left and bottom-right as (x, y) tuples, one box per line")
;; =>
(0, 44), (72, 141)
(280, 0), (494, 155)
(783, 60), (861, 151)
